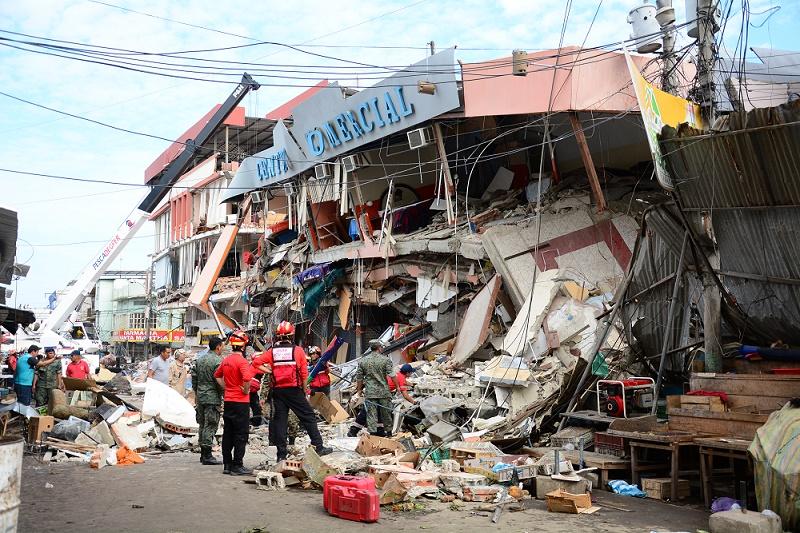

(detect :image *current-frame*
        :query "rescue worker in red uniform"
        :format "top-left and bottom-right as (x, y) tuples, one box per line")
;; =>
(213, 330), (254, 476)
(307, 346), (331, 397)
(254, 321), (332, 462)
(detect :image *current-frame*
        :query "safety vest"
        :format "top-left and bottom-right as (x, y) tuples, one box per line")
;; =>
(271, 345), (302, 388)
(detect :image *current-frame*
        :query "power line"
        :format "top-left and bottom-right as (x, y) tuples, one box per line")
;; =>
(20, 234), (155, 247)
(86, 0), (430, 48)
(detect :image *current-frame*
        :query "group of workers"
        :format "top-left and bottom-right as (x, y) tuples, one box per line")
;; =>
(8, 345), (91, 407)
(191, 321), (334, 475)
(191, 320), (419, 476)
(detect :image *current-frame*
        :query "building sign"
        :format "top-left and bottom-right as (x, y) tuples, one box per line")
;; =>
(303, 86), (415, 156)
(223, 48), (461, 202)
(625, 53), (704, 190)
(113, 329), (186, 343)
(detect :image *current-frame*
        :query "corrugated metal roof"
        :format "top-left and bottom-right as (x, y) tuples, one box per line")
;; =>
(660, 100), (800, 209)
(621, 206), (695, 365)
(651, 100), (800, 344)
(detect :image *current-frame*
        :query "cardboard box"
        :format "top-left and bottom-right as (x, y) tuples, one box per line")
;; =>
(642, 477), (690, 500)
(545, 489), (599, 514)
(28, 415), (55, 443)
(309, 393), (349, 424)
(356, 435), (406, 457)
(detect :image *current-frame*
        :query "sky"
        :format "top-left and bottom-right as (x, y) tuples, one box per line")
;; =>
(0, 0), (794, 308)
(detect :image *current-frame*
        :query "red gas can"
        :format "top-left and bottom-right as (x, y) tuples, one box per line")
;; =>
(323, 475), (380, 523)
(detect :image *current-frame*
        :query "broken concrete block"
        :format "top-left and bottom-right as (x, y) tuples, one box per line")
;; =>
(395, 472), (438, 490)
(425, 420), (461, 444)
(463, 485), (502, 502)
(534, 476), (590, 499)
(440, 459), (461, 472)
(709, 510), (782, 533)
(91, 421), (116, 447)
(302, 446), (340, 486)
(255, 470), (286, 491)
(75, 432), (99, 447)
(110, 421), (149, 452)
(439, 472), (489, 498)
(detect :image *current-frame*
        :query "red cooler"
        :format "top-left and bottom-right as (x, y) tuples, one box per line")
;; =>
(323, 475), (380, 523)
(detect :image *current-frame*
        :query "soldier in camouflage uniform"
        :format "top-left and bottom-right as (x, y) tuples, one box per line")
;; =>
(33, 347), (63, 409)
(192, 337), (224, 465)
(259, 366), (301, 444)
(355, 339), (400, 437)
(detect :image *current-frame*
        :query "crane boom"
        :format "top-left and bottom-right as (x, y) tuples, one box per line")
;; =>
(42, 73), (260, 335)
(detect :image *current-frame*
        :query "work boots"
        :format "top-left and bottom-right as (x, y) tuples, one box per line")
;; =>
(315, 445), (333, 456)
(229, 464), (253, 476)
(200, 446), (222, 465)
(223, 463), (231, 475)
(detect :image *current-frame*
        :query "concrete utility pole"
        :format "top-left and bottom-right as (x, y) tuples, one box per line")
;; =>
(143, 258), (154, 362)
(656, 0), (678, 94)
(693, 0), (720, 123)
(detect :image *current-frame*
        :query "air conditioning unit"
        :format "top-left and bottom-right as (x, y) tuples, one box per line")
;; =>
(283, 182), (296, 196)
(407, 127), (433, 150)
(314, 163), (332, 179)
(342, 154), (367, 173)
(250, 190), (264, 203)
(226, 213), (238, 225)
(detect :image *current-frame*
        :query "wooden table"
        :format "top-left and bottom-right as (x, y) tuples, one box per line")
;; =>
(608, 429), (703, 501)
(694, 436), (752, 508)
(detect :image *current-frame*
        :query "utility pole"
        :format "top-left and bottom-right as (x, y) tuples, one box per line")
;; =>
(143, 258), (154, 362)
(692, 0), (720, 124)
(691, 0), (723, 371)
(656, 0), (678, 94)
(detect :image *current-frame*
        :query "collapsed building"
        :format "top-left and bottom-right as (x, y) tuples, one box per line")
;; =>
(188, 47), (667, 437)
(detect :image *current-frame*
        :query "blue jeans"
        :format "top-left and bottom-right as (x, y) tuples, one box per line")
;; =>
(14, 384), (32, 406)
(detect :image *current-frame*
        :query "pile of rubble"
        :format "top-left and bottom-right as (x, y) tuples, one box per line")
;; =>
(250, 425), (598, 513)
(22, 374), (202, 468)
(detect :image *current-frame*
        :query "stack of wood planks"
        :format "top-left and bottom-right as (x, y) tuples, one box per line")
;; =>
(666, 373), (800, 439)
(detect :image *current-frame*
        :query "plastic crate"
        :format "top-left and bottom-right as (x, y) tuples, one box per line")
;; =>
(593, 432), (626, 457)
(550, 427), (594, 450)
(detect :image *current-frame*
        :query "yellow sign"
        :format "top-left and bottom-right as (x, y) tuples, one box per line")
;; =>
(625, 53), (704, 190)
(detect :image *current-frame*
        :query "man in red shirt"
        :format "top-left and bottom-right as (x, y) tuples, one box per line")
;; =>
(388, 364), (418, 404)
(213, 330), (254, 476)
(307, 346), (331, 397)
(254, 321), (332, 462)
(65, 350), (90, 379)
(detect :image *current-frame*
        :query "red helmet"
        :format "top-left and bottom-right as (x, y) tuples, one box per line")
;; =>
(229, 330), (250, 347)
(276, 321), (295, 337)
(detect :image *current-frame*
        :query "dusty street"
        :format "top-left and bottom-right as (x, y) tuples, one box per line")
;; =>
(19, 452), (710, 533)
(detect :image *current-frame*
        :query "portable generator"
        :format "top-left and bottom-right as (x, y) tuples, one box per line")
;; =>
(596, 377), (655, 418)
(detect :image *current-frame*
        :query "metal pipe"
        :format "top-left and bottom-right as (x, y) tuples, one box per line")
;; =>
(651, 232), (688, 415)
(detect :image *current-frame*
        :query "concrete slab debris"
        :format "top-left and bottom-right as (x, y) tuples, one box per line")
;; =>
(450, 274), (502, 364)
(502, 270), (560, 358)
